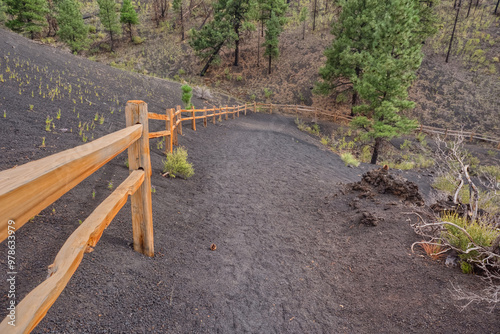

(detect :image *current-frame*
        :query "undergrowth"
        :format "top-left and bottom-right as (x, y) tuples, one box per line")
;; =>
(162, 147), (194, 179)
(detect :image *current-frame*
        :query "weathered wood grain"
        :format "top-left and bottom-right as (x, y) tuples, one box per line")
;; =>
(0, 170), (144, 333)
(0, 124), (142, 243)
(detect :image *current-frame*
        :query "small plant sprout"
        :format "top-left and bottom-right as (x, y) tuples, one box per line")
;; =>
(151, 186), (156, 194)
(99, 114), (105, 124)
(41, 137), (46, 147)
(94, 112), (99, 121)
(29, 104), (34, 111)
(92, 189), (96, 199)
(3, 110), (5, 118)
(45, 116), (53, 132)
(56, 109), (61, 119)
(124, 159), (129, 168)
(78, 219), (83, 225)
(82, 133), (88, 142)
(108, 180), (113, 189)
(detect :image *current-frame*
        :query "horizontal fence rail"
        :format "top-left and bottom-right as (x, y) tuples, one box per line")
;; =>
(253, 102), (500, 148)
(0, 100), (154, 333)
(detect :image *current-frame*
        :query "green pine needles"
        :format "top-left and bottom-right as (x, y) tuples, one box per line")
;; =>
(181, 84), (193, 109)
(97, 0), (121, 51)
(57, 0), (89, 52)
(5, 0), (49, 39)
(120, 0), (138, 41)
(316, 0), (437, 164)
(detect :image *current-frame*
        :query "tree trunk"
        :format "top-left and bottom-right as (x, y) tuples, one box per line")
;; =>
(110, 30), (114, 51)
(370, 138), (382, 164)
(180, 4), (184, 41)
(446, 0), (461, 63)
(234, 24), (240, 66)
(495, 0), (500, 14)
(466, 0), (472, 17)
(313, 0), (317, 31)
(200, 42), (224, 76)
(268, 54), (272, 74)
(350, 67), (361, 116)
(302, 20), (306, 39)
(257, 27), (260, 67)
(129, 23), (133, 41)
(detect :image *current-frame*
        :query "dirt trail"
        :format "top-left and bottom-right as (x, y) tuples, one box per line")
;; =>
(3, 112), (493, 333)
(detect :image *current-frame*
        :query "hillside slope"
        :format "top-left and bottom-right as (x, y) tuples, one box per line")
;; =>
(1, 29), (499, 333)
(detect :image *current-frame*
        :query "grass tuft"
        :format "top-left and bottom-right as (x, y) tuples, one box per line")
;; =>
(162, 147), (194, 179)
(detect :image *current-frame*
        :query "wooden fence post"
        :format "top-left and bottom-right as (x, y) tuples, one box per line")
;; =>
(270, 103), (273, 114)
(244, 104), (247, 115)
(203, 107), (207, 127)
(237, 105), (240, 117)
(225, 105), (229, 120)
(233, 105), (236, 119)
(168, 108), (174, 153)
(177, 105), (183, 136)
(213, 106), (216, 124)
(192, 108), (196, 131)
(125, 101), (154, 257)
(219, 106), (222, 122)
(254, 101), (256, 113)
(165, 108), (170, 155)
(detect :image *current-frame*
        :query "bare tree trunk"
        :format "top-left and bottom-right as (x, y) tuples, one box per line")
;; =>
(200, 42), (224, 76)
(495, 0), (500, 14)
(257, 27), (260, 67)
(446, 0), (461, 63)
(302, 19), (306, 39)
(234, 24), (240, 66)
(466, 0), (472, 17)
(370, 137), (382, 165)
(180, 4), (185, 41)
(268, 54), (272, 74)
(313, 0), (317, 31)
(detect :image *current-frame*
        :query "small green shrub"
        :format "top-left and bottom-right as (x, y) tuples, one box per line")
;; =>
(178, 68), (186, 75)
(310, 124), (320, 136)
(263, 88), (273, 99)
(132, 36), (144, 44)
(360, 145), (371, 163)
(341, 152), (360, 167)
(162, 147), (194, 178)
(460, 261), (474, 274)
(335, 93), (347, 103)
(320, 136), (329, 146)
(442, 213), (500, 264)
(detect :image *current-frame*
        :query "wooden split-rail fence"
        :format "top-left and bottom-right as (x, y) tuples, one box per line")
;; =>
(254, 102), (500, 149)
(0, 98), (498, 333)
(0, 100), (250, 333)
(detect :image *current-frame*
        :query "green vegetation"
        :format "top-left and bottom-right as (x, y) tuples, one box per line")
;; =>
(341, 152), (360, 167)
(316, 0), (436, 164)
(97, 0), (121, 51)
(441, 213), (500, 273)
(120, 0), (138, 41)
(5, 0), (49, 39)
(162, 147), (194, 179)
(181, 84), (193, 109)
(57, 0), (89, 52)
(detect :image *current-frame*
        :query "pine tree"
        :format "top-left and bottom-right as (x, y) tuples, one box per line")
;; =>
(120, 0), (138, 41)
(0, 0), (7, 23)
(5, 0), (49, 39)
(181, 85), (193, 109)
(263, 11), (282, 74)
(190, 0), (253, 75)
(299, 6), (307, 40)
(57, 0), (88, 52)
(172, 0), (185, 40)
(97, 0), (121, 51)
(349, 0), (424, 164)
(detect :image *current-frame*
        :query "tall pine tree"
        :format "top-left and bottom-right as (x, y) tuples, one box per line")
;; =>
(263, 11), (283, 74)
(97, 0), (121, 51)
(57, 0), (88, 52)
(5, 0), (49, 39)
(190, 0), (253, 75)
(120, 0), (138, 41)
(350, 0), (425, 164)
